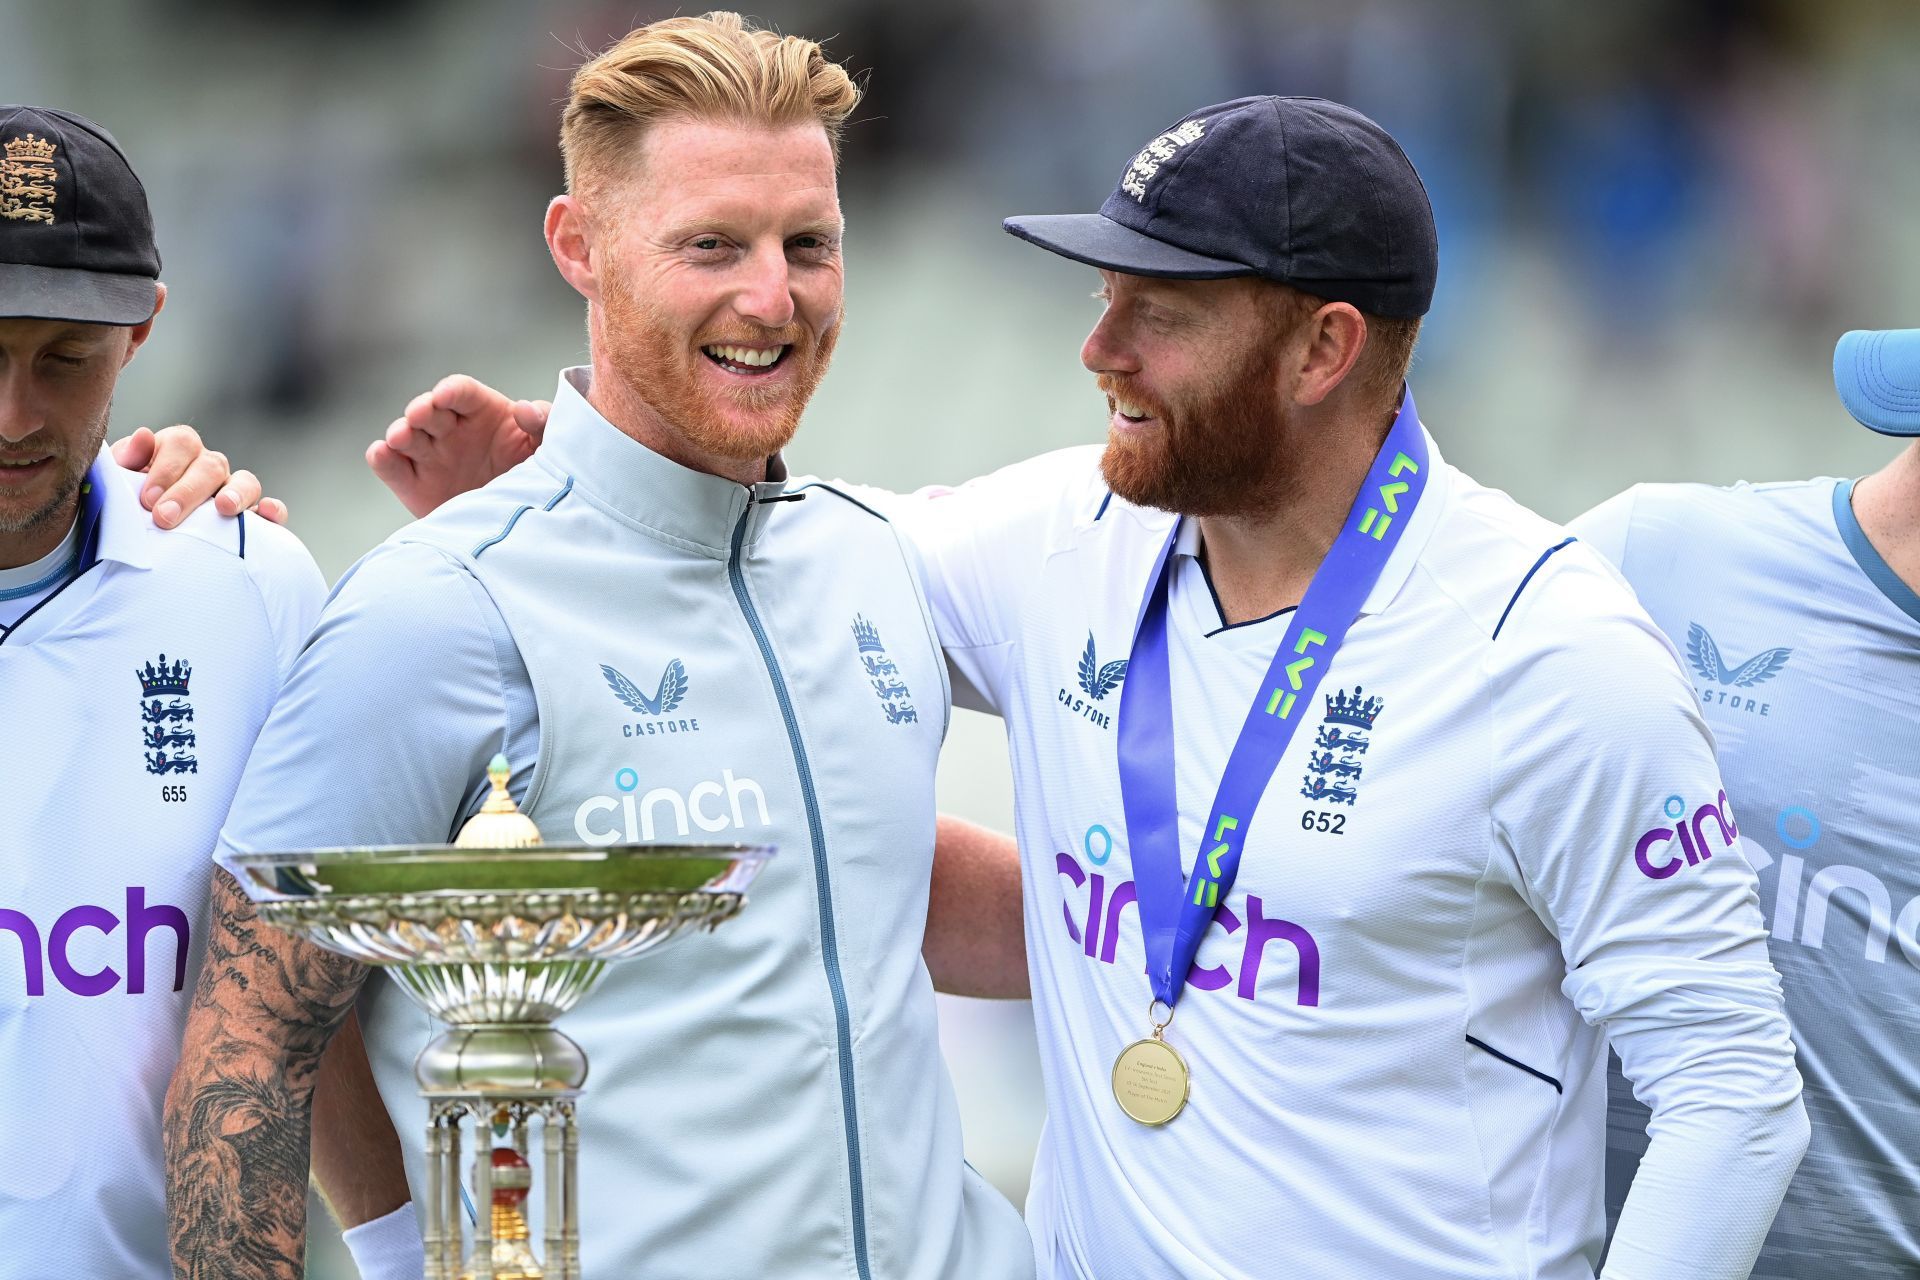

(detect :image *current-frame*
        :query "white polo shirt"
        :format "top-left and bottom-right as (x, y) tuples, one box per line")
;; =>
(879, 429), (1804, 1280)
(0, 457), (324, 1279)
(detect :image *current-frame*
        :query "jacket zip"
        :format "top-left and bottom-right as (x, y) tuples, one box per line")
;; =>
(728, 503), (872, 1280)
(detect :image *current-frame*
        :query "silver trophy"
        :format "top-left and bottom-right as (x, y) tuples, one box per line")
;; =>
(228, 757), (773, 1279)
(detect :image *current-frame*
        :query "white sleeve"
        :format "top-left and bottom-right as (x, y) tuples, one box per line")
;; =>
(1564, 486), (1640, 573)
(235, 511), (328, 686)
(1487, 549), (1807, 1280)
(829, 447), (1104, 716)
(340, 1200), (425, 1280)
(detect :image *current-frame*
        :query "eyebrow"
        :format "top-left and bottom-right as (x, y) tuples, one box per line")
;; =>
(657, 208), (844, 241)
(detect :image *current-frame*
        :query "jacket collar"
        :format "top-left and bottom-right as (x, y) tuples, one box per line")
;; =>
(537, 367), (793, 557)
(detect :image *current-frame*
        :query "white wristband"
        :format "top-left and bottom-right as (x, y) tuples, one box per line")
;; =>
(341, 1200), (426, 1280)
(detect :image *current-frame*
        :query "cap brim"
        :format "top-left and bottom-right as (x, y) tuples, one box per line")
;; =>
(0, 263), (157, 325)
(1834, 329), (1920, 437)
(1003, 213), (1254, 280)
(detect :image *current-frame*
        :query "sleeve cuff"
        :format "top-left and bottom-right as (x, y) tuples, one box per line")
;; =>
(342, 1200), (426, 1280)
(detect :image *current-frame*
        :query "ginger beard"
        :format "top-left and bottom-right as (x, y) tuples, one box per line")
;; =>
(0, 406), (108, 537)
(1098, 325), (1301, 520)
(599, 264), (839, 464)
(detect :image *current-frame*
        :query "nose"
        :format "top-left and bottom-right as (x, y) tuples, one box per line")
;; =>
(0, 366), (43, 444)
(734, 242), (796, 330)
(1081, 306), (1140, 377)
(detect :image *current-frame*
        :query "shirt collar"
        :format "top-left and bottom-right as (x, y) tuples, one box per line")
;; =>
(83, 451), (153, 571)
(1170, 404), (1449, 618)
(537, 367), (793, 555)
(1833, 477), (1920, 626)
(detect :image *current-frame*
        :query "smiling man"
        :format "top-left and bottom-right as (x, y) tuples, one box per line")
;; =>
(370, 96), (1811, 1278)
(162, 16), (1030, 1280)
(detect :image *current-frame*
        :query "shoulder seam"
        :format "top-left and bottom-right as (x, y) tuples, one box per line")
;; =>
(1492, 537), (1578, 642)
(473, 475), (575, 558)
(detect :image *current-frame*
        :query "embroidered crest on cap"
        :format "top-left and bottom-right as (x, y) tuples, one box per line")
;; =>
(1120, 119), (1206, 202)
(1, 133), (57, 225)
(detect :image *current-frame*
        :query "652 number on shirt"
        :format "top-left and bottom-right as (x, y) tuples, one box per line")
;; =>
(1300, 809), (1345, 835)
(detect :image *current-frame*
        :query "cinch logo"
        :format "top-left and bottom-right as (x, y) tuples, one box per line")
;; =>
(601, 660), (701, 737)
(0, 888), (190, 997)
(1685, 623), (1790, 717)
(1746, 807), (1920, 971)
(1633, 791), (1740, 880)
(1055, 827), (1321, 1007)
(573, 769), (771, 845)
(1059, 633), (1128, 731)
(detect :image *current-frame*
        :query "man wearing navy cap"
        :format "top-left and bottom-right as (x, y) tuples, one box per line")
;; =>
(291, 93), (1810, 1277)
(0, 105), (340, 1279)
(1577, 332), (1920, 1278)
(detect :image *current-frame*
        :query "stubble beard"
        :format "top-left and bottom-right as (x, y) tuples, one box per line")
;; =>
(1098, 344), (1299, 520)
(600, 271), (839, 465)
(0, 405), (108, 538)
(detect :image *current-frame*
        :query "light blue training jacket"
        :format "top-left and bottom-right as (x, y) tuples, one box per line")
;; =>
(219, 368), (1032, 1280)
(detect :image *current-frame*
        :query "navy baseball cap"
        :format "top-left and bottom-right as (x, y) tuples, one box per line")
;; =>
(1004, 96), (1437, 319)
(0, 105), (160, 325)
(1833, 329), (1920, 436)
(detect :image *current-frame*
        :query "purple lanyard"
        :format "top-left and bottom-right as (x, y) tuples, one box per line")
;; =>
(1115, 393), (1429, 1010)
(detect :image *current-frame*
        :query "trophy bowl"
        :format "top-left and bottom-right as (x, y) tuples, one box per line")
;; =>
(230, 811), (774, 1279)
(229, 842), (770, 1022)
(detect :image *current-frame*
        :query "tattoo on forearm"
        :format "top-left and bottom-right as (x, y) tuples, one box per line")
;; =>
(165, 870), (367, 1279)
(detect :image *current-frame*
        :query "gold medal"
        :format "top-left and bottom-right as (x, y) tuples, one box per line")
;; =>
(1112, 1001), (1190, 1126)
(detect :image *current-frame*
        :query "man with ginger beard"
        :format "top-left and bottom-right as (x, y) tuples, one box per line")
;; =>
(162, 14), (1031, 1280)
(367, 95), (1811, 1278)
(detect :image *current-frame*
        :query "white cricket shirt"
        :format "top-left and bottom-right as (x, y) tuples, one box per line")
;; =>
(883, 428), (1805, 1279)
(0, 457), (323, 1279)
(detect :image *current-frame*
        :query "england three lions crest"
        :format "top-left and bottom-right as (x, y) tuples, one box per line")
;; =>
(138, 654), (198, 776)
(1300, 686), (1382, 806)
(853, 615), (917, 725)
(1, 133), (57, 225)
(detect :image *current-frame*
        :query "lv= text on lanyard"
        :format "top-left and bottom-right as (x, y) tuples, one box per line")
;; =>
(1110, 392), (1429, 1126)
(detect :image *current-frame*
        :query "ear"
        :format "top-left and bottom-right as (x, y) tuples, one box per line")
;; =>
(121, 282), (167, 366)
(1293, 302), (1368, 407)
(546, 196), (600, 302)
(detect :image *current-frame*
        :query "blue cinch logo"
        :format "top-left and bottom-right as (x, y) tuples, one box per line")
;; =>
(1686, 623), (1791, 688)
(602, 659), (688, 716)
(138, 654), (197, 776)
(1076, 633), (1129, 701)
(853, 615), (917, 725)
(1300, 687), (1382, 806)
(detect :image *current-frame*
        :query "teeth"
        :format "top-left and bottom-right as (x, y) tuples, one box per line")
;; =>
(0, 458), (43, 467)
(705, 345), (783, 368)
(1114, 401), (1149, 420)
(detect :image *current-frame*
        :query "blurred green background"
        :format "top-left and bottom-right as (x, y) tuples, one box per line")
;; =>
(10, 0), (1918, 1271)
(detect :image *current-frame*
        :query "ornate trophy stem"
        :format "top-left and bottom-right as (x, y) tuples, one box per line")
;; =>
(231, 756), (771, 1279)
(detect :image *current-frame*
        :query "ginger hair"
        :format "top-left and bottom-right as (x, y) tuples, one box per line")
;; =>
(560, 11), (861, 206)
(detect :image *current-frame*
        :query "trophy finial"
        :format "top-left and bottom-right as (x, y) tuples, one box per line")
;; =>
(455, 755), (544, 849)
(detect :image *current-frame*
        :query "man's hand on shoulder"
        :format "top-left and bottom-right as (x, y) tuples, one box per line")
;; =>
(367, 374), (550, 518)
(109, 424), (287, 527)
